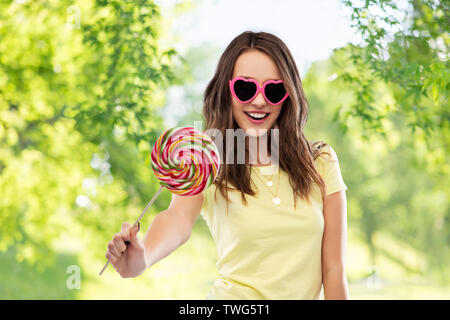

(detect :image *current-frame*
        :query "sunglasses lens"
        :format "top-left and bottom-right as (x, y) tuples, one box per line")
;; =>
(233, 80), (257, 102)
(265, 82), (287, 104)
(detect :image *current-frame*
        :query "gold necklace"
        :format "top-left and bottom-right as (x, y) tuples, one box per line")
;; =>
(253, 166), (281, 206)
(252, 165), (277, 187)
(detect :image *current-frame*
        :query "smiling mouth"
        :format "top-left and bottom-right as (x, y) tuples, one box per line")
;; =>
(244, 112), (270, 120)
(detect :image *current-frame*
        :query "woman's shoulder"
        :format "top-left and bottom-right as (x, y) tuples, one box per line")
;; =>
(310, 140), (348, 195)
(310, 140), (340, 175)
(311, 140), (337, 160)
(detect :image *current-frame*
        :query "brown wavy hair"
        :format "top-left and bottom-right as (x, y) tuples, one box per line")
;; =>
(202, 31), (330, 213)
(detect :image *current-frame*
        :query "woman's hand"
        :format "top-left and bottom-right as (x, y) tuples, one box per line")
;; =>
(105, 222), (148, 278)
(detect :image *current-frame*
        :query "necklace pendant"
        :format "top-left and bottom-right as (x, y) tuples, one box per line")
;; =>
(266, 181), (273, 187)
(272, 197), (281, 205)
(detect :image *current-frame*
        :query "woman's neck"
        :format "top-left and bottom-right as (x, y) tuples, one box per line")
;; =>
(247, 134), (273, 167)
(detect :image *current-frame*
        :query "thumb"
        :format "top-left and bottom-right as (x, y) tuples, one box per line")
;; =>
(121, 222), (132, 241)
(128, 222), (140, 245)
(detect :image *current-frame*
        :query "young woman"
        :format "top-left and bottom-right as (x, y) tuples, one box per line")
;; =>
(105, 31), (349, 300)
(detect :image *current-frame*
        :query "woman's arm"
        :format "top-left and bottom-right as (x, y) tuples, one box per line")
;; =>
(321, 189), (350, 300)
(143, 193), (204, 268)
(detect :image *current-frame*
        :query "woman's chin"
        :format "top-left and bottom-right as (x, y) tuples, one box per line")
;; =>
(234, 116), (275, 137)
(243, 127), (271, 137)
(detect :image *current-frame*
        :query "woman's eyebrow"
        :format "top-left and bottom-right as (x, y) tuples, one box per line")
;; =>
(237, 75), (281, 81)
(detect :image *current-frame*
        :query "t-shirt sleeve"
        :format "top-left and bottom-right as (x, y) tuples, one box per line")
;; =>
(318, 144), (348, 196)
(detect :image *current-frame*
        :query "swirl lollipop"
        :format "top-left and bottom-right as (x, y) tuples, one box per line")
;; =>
(151, 127), (219, 195)
(99, 127), (220, 275)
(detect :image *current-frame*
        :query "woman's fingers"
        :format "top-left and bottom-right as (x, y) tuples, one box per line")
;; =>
(113, 233), (127, 253)
(106, 251), (117, 263)
(107, 240), (120, 258)
(105, 222), (139, 266)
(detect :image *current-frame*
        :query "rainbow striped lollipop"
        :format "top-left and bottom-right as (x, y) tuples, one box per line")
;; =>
(151, 127), (220, 196)
(99, 127), (220, 276)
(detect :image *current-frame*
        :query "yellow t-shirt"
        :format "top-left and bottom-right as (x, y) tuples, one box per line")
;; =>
(200, 144), (348, 300)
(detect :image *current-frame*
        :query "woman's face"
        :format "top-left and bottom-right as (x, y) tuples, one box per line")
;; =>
(231, 49), (284, 137)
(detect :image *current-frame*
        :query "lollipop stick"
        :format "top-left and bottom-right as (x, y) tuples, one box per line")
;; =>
(99, 185), (164, 276)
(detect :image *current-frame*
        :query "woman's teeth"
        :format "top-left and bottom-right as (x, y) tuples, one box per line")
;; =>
(245, 112), (269, 120)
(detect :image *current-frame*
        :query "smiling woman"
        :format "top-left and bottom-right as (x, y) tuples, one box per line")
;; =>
(100, 30), (349, 301)
(199, 31), (350, 299)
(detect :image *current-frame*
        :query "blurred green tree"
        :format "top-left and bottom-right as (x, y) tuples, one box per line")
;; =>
(337, 0), (449, 172)
(304, 51), (449, 283)
(0, 0), (192, 267)
(338, 0), (448, 136)
(333, 1), (449, 282)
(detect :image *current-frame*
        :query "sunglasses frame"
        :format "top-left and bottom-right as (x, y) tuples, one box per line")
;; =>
(229, 76), (289, 106)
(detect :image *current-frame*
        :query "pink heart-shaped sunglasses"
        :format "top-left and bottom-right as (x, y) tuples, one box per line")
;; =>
(229, 76), (289, 106)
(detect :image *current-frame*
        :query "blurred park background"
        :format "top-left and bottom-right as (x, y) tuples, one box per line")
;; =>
(0, 0), (448, 299)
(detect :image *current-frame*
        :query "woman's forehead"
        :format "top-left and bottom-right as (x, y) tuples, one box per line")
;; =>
(233, 50), (281, 82)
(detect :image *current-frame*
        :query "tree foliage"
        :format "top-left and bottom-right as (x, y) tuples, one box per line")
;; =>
(304, 55), (449, 282)
(0, 0), (186, 266)
(337, 0), (449, 148)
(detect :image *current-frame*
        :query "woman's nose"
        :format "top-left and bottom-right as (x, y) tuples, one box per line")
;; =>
(251, 90), (266, 106)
